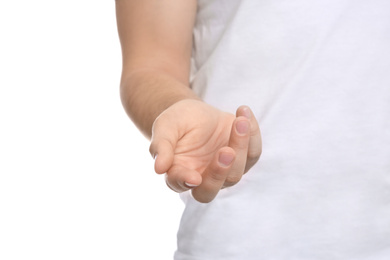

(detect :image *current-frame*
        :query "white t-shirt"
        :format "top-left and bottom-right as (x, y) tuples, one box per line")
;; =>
(175, 0), (390, 259)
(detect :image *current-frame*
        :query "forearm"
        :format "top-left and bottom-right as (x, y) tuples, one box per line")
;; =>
(116, 0), (198, 138)
(120, 69), (200, 138)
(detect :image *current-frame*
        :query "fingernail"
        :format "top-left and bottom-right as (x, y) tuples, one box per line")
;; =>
(236, 120), (249, 135)
(185, 182), (198, 188)
(241, 107), (251, 119)
(219, 152), (234, 167)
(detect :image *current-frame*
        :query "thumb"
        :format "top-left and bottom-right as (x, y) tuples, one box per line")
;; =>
(149, 115), (178, 174)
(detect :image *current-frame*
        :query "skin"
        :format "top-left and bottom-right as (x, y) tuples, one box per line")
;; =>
(116, 0), (262, 203)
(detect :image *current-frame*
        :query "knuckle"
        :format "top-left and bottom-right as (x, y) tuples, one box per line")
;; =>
(165, 174), (186, 193)
(165, 181), (177, 192)
(248, 146), (262, 160)
(231, 136), (250, 151)
(245, 154), (261, 173)
(195, 197), (213, 204)
(224, 175), (242, 187)
(248, 153), (261, 164)
(210, 171), (227, 182)
(192, 188), (218, 203)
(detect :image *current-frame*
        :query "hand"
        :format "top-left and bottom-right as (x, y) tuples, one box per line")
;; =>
(149, 99), (262, 203)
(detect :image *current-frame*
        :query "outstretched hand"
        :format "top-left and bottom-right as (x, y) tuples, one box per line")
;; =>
(149, 99), (262, 203)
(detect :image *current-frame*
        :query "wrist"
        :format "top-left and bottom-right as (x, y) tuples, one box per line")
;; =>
(120, 70), (200, 138)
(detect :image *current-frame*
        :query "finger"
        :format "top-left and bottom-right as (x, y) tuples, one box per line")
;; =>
(224, 116), (251, 187)
(149, 139), (174, 174)
(192, 147), (235, 203)
(149, 115), (178, 174)
(165, 165), (202, 193)
(236, 106), (262, 172)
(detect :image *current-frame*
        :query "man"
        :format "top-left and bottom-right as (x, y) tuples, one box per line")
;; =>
(116, 0), (390, 259)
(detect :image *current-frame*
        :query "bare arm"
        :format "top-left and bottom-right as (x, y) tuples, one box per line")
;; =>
(116, 0), (199, 138)
(116, 0), (262, 203)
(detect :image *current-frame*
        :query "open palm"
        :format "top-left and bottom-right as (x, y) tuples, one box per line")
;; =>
(150, 99), (262, 203)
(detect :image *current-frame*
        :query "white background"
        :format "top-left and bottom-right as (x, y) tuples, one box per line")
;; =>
(0, 1), (184, 259)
